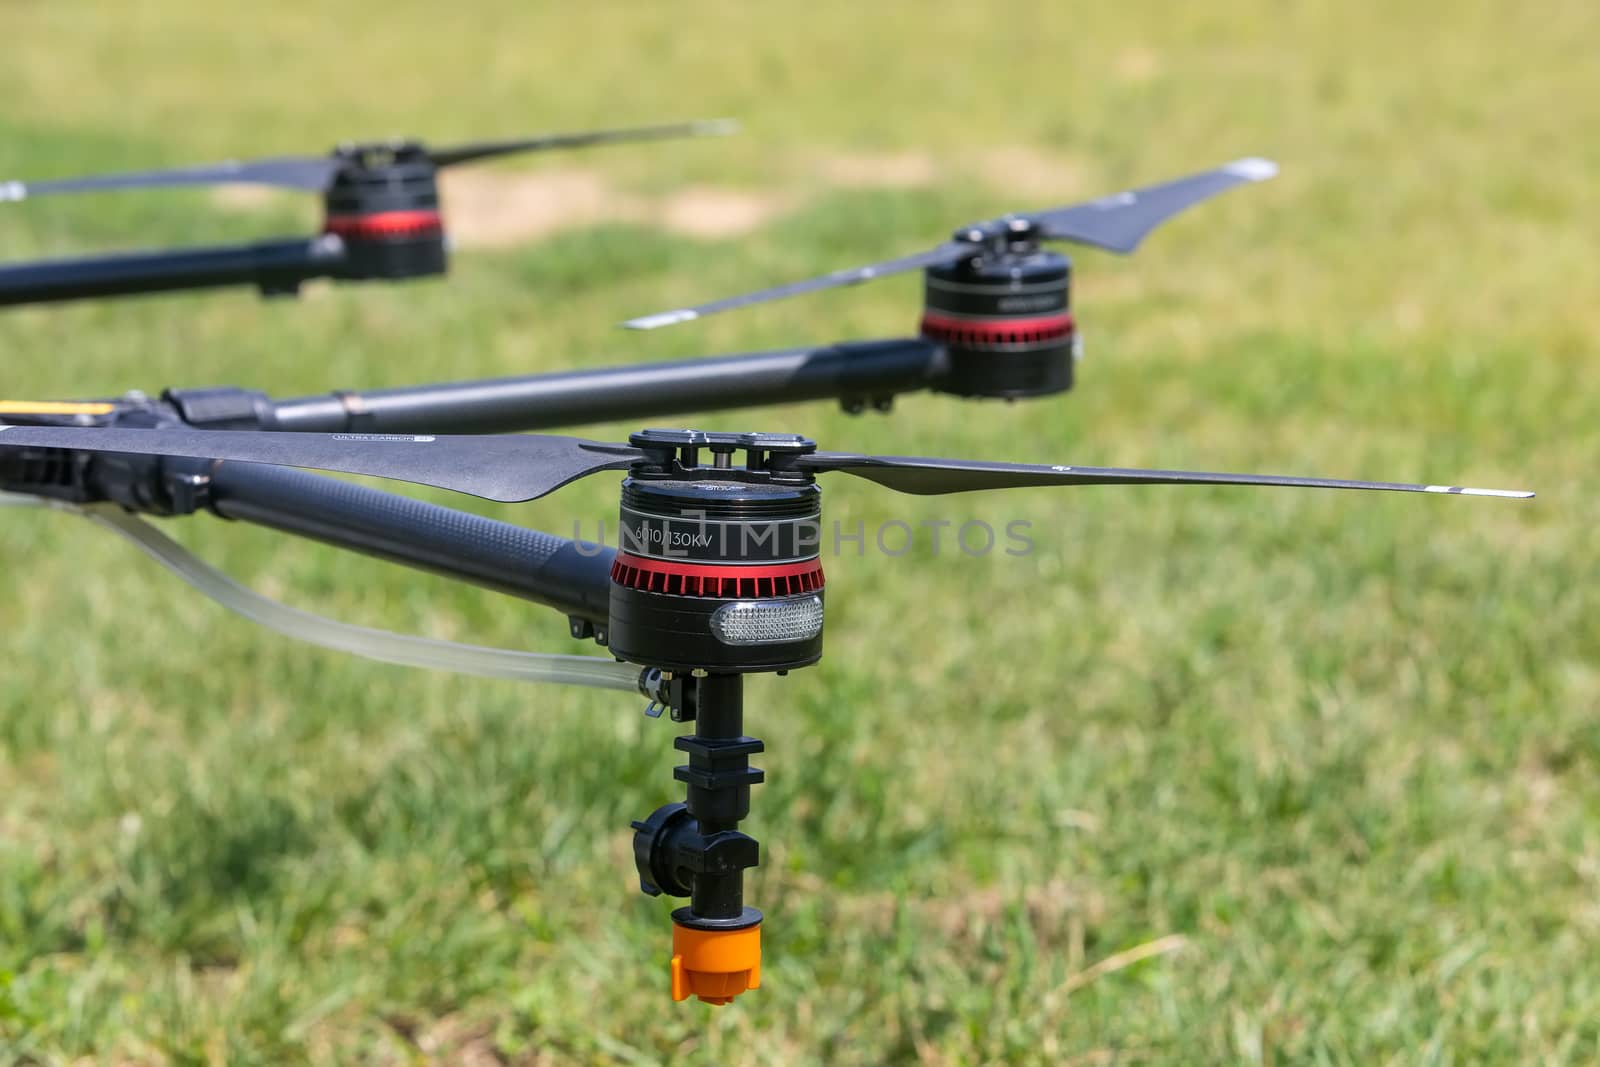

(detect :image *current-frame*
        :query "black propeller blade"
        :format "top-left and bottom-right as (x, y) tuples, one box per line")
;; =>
(0, 424), (1532, 504)
(0, 119), (738, 202)
(799, 452), (1533, 498)
(1028, 157), (1277, 252)
(0, 157), (344, 201)
(0, 426), (641, 503)
(623, 158), (1278, 330)
(428, 118), (739, 168)
(624, 243), (972, 331)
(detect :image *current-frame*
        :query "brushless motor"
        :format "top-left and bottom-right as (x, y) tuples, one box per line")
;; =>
(321, 144), (447, 280)
(606, 431), (826, 674)
(920, 246), (1076, 399)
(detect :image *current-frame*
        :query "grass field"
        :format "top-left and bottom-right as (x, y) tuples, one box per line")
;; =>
(1, 2), (1597, 1063)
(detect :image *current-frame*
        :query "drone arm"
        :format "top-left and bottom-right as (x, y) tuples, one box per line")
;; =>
(206, 462), (614, 629)
(0, 235), (347, 308)
(260, 339), (949, 434)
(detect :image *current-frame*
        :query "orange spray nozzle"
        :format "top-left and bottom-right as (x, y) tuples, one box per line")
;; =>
(670, 919), (761, 1005)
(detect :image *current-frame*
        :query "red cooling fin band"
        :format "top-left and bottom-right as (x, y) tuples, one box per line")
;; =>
(919, 310), (1075, 347)
(323, 209), (444, 239)
(610, 553), (826, 599)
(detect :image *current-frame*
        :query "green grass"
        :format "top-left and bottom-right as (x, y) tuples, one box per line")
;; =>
(1, 1), (1597, 1062)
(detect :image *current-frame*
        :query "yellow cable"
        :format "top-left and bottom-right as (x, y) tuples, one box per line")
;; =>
(0, 400), (116, 416)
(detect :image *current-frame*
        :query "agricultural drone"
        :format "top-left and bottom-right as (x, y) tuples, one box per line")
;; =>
(0, 119), (733, 307)
(0, 421), (1532, 1003)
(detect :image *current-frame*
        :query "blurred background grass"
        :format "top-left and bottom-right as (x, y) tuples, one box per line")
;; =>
(0, 1), (1595, 1063)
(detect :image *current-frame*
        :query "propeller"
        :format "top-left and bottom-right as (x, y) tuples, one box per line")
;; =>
(0, 426), (642, 502)
(799, 452), (1533, 498)
(622, 157), (1278, 330)
(0, 425), (1532, 503)
(426, 119), (739, 168)
(0, 119), (738, 203)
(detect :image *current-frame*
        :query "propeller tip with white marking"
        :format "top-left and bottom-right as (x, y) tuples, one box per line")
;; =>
(1224, 157), (1279, 181)
(692, 118), (741, 137)
(623, 309), (700, 330)
(1423, 485), (1535, 499)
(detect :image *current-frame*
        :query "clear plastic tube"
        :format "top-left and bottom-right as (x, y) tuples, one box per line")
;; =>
(5, 495), (641, 693)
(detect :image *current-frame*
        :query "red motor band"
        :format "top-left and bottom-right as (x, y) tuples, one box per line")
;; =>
(919, 310), (1074, 347)
(323, 209), (444, 240)
(611, 553), (825, 599)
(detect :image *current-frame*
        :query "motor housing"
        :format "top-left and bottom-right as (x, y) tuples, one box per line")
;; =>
(920, 246), (1076, 399)
(606, 432), (826, 674)
(320, 143), (447, 281)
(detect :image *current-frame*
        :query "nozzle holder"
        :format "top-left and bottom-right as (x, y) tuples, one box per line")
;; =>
(632, 673), (767, 1004)
(631, 801), (760, 901)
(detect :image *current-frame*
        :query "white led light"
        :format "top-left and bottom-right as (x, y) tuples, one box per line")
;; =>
(710, 596), (824, 646)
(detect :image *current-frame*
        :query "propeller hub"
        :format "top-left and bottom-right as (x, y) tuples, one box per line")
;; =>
(331, 140), (431, 166)
(627, 429), (817, 485)
(951, 215), (1042, 256)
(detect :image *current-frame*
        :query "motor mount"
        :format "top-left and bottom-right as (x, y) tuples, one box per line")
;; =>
(629, 669), (767, 1005)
